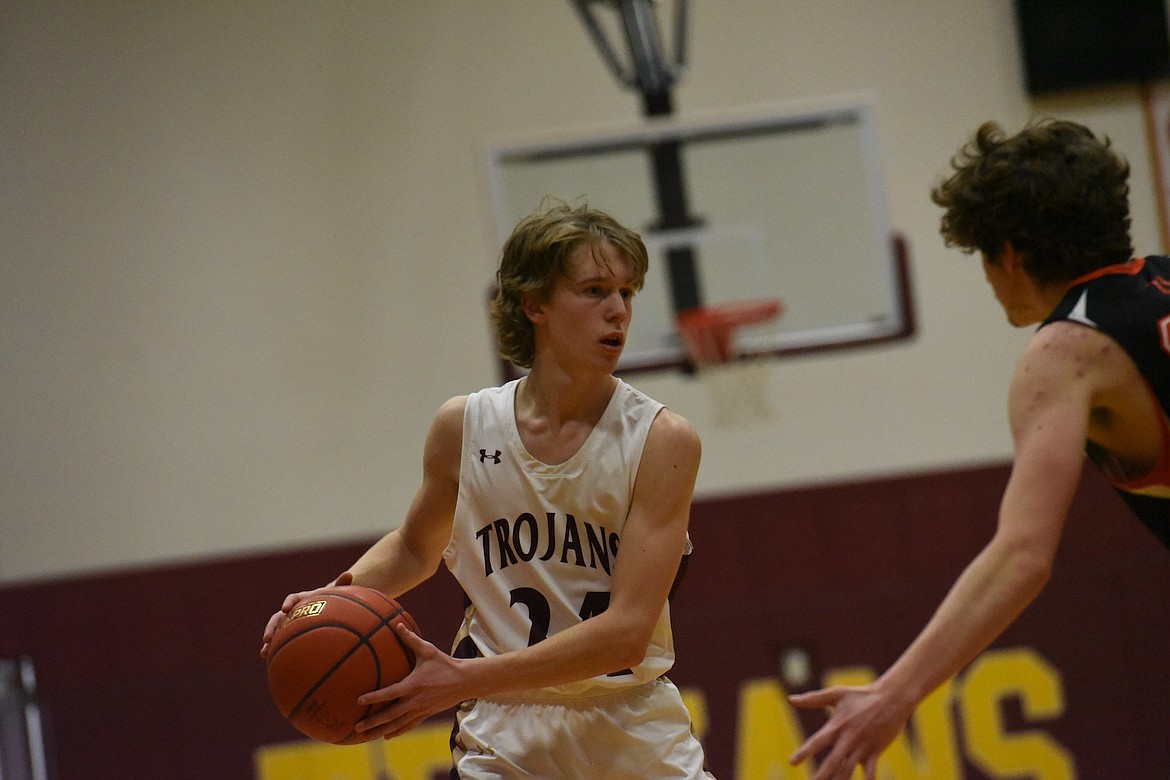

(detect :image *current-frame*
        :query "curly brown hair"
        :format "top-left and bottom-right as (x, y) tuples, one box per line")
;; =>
(930, 119), (1132, 285)
(490, 200), (649, 369)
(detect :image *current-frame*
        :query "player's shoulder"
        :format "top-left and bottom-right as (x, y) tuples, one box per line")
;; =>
(616, 379), (700, 448)
(652, 405), (697, 433)
(1028, 318), (1117, 358)
(436, 394), (469, 421)
(428, 395), (470, 444)
(648, 406), (701, 456)
(1020, 319), (1131, 389)
(432, 384), (517, 436)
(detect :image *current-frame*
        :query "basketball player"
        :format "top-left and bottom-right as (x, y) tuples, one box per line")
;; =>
(788, 119), (1170, 780)
(261, 202), (714, 778)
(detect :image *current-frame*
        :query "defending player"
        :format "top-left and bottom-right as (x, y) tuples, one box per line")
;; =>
(788, 119), (1170, 779)
(261, 201), (714, 778)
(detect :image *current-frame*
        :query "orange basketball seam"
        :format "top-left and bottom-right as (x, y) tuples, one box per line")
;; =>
(280, 617), (403, 719)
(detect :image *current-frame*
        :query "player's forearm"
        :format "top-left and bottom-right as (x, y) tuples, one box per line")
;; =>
(459, 611), (652, 699)
(346, 530), (437, 598)
(877, 535), (1052, 705)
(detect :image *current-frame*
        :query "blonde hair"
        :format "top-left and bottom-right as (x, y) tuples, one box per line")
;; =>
(490, 200), (648, 368)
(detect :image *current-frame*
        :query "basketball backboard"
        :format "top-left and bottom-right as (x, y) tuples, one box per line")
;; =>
(483, 94), (913, 378)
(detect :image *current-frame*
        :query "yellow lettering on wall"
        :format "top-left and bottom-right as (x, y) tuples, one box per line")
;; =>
(958, 648), (1075, 780)
(253, 721), (451, 780)
(256, 646), (1077, 780)
(377, 722), (454, 779)
(822, 667), (962, 780)
(735, 678), (812, 780)
(253, 740), (375, 780)
(681, 687), (709, 741)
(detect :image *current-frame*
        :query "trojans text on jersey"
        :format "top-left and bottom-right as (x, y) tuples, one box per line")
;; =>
(475, 512), (620, 578)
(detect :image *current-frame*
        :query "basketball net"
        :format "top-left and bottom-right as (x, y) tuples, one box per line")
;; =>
(675, 298), (782, 426)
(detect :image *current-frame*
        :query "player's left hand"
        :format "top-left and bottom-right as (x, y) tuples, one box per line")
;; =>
(259, 571), (355, 659)
(354, 622), (466, 740)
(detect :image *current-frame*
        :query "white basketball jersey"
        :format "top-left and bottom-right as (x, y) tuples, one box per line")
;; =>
(444, 378), (678, 697)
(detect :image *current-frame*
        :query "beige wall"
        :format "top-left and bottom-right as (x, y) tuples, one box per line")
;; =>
(2, 1), (1164, 582)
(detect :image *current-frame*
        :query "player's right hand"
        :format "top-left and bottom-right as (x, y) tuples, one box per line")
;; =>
(259, 571), (354, 658)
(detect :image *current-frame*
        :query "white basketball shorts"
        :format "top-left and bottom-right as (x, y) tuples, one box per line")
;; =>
(450, 677), (714, 779)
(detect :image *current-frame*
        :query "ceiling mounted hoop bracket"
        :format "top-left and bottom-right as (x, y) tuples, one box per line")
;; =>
(569, 0), (688, 98)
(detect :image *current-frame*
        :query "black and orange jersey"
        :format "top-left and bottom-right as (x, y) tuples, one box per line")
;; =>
(1042, 255), (1170, 547)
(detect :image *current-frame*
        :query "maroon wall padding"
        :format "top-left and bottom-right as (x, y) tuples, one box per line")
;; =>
(1, 462), (1166, 779)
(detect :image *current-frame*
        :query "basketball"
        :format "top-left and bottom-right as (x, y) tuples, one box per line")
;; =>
(265, 584), (419, 744)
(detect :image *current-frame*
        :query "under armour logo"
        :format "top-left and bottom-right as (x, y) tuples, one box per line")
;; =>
(479, 449), (502, 464)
